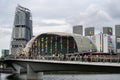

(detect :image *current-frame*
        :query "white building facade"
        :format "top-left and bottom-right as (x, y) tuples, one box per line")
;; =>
(88, 33), (116, 54)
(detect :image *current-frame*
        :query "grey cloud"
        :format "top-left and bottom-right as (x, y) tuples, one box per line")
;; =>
(0, 26), (12, 38)
(0, 0), (16, 28)
(33, 22), (66, 27)
(66, 4), (112, 25)
(0, 0), (108, 28)
(104, 0), (120, 19)
(0, 0), (118, 35)
(30, 0), (90, 19)
(33, 18), (67, 27)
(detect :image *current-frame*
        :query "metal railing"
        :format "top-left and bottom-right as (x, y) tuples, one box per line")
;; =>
(13, 55), (120, 63)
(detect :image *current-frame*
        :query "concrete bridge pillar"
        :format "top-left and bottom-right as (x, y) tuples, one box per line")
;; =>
(27, 64), (43, 80)
(12, 63), (21, 75)
(38, 72), (43, 80)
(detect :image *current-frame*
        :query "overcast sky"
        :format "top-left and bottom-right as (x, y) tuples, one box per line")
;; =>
(0, 0), (120, 56)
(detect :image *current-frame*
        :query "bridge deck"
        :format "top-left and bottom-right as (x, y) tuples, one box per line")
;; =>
(6, 59), (120, 73)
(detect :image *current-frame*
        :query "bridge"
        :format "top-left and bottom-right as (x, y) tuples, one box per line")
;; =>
(4, 55), (120, 80)
(5, 57), (120, 73)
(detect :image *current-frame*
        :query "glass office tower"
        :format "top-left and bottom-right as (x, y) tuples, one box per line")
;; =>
(10, 5), (33, 55)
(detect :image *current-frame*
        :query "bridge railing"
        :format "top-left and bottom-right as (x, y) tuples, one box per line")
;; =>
(14, 54), (120, 63)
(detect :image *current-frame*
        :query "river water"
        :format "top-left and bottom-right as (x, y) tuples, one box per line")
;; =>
(1, 73), (120, 80)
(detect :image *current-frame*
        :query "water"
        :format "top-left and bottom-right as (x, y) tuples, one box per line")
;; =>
(1, 73), (120, 80)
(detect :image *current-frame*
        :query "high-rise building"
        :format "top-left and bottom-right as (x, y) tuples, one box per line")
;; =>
(103, 27), (112, 35)
(90, 34), (115, 54)
(73, 25), (83, 35)
(85, 27), (94, 36)
(115, 25), (120, 53)
(10, 5), (33, 55)
(115, 25), (120, 36)
(2, 49), (9, 57)
(103, 34), (115, 54)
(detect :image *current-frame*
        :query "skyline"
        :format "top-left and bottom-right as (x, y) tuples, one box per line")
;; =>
(0, 0), (120, 56)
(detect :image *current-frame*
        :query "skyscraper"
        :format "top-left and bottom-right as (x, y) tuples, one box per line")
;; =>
(2, 49), (9, 57)
(103, 27), (112, 35)
(85, 27), (94, 36)
(115, 25), (120, 53)
(73, 25), (83, 35)
(90, 33), (115, 54)
(115, 25), (120, 36)
(10, 5), (33, 55)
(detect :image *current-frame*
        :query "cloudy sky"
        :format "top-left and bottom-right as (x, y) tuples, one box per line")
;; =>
(0, 0), (120, 56)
